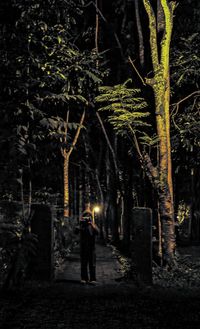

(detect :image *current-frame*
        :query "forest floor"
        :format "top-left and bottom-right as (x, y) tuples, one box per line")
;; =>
(1, 242), (200, 329)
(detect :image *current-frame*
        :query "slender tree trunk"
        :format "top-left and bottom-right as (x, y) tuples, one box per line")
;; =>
(28, 160), (32, 218)
(95, 168), (104, 238)
(122, 192), (131, 251)
(79, 169), (83, 221)
(157, 0), (165, 33)
(110, 190), (119, 243)
(28, 178), (32, 218)
(93, 139), (105, 238)
(157, 203), (163, 264)
(95, 0), (121, 241)
(104, 147), (110, 239)
(134, 0), (145, 68)
(62, 109), (85, 218)
(83, 135), (92, 211)
(73, 172), (78, 222)
(19, 168), (25, 221)
(63, 151), (70, 218)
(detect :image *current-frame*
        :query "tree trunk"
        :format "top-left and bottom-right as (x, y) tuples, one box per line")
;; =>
(143, 0), (176, 265)
(63, 151), (70, 218)
(104, 148), (110, 239)
(19, 168), (25, 221)
(110, 194), (119, 243)
(95, 168), (104, 238)
(79, 169), (83, 221)
(27, 160), (32, 218)
(28, 178), (32, 218)
(72, 169), (78, 221)
(134, 0), (145, 68)
(83, 135), (92, 211)
(122, 192), (131, 251)
(62, 109), (85, 218)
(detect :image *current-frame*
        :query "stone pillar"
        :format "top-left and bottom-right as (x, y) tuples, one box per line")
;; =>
(30, 204), (54, 281)
(131, 207), (152, 285)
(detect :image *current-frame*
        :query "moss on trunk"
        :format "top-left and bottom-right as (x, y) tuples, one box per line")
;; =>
(143, 0), (176, 265)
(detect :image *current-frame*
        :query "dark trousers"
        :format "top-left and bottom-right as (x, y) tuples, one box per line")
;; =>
(81, 248), (96, 281)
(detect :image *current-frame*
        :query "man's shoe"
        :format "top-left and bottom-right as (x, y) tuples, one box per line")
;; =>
(80, 280), (87, 284)
(89, 280), (97, 285)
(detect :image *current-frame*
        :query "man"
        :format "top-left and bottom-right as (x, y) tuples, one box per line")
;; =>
(77, 210), (99, 284)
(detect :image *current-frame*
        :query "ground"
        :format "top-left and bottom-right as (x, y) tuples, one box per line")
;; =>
(1, 242), (200, 329)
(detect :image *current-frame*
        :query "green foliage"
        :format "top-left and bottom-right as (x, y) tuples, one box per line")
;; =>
(0, 0), (102, 196)
(96, 79), (149, 138)
(170, 30), (200, 171)
(139, 133), (160, 147)
(0, 208), (38, 288)
(34, 23), (102, 101)
(171, 102), (200, 168)
(171, 33), (200, 88)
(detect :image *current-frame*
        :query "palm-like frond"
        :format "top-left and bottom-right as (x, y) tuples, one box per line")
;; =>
(95, 79), (149, 138)
(139, 133), (160, 146)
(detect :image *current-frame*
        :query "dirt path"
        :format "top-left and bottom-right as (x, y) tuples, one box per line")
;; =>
(1, 244), (200, 328)
(55, 242), (124, 286)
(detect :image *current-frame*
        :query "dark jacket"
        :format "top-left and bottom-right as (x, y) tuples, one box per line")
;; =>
(80, 221), (98, 250)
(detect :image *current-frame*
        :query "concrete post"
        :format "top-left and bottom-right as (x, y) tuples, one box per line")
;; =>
(30, 204), (54, 281)
(131, 207), (152, 285)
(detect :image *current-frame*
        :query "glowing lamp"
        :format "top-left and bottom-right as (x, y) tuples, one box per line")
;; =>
(92, 205), (101, 223)
(93, 206), (100, 213)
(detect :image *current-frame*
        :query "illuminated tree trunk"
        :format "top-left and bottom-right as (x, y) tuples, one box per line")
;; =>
(62, 110), (85, 218)
(143, 0), (176, 265)
(63, 151), (70, 218)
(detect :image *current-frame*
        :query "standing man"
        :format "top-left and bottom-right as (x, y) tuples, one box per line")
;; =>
(77, 210), (99, 284)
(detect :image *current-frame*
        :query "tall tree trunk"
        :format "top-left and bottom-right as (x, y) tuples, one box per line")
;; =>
(110, 188), (119, 243)
(63, 151), (70, 218)
(19, 168), (25, 221)
(62, 109), (85, 218)
(143, 0), (176, 266)
(134, 0), (145, 68)
(28, 178), (32, 218)
(122, 192), (131, 251)
(95, 168), (104, 238)
(104, 147), (119, 241)
(79, 169), (83, 221)
(73, 171), (78, 222)
(27, 160), (32, 218)
(83, 135), (92, 211)
(104, 147), (110, 239)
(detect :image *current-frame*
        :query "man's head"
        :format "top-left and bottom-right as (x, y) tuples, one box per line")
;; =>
(81, 210), (93, 224)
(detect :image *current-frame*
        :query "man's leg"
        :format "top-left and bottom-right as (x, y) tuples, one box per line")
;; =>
(89, 250), (96, 281)
(81, 250), (89, 281)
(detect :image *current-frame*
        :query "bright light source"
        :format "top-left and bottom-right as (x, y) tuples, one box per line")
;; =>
(93, 206), (100, 213)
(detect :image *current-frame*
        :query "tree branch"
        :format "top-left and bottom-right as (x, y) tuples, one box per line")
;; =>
(143, 0), (160, 72)
(143, 153), (160, 190)
(84, 0), (125, 59)
(96, 112), (119, 175)
(128, 56), (146, 86)
(95, 0), (99, 53)
(160, 0), (174, 74)
(128, 124), (143, 160)
(171, 90), (200, 109)
(83, 1), (106, 22)
(64, 109), (70, 143)
(134, 0), (145, 68)
(68, 109), (85, 158)
(171, 91), (200, 130)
